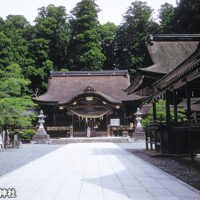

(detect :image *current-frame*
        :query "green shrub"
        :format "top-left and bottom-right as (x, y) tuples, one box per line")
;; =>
(21, 129), (36, 140)
(142, 100), (187, 128)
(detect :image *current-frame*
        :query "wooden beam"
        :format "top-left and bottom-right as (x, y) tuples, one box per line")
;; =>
(67, 105), (113, 110)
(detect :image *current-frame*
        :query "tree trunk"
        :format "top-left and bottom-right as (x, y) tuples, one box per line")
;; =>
(4, 129), (8, 149)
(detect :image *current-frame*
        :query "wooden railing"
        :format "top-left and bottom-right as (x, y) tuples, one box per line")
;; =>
(73, 131), (107, 137)
(145, 119), (200, 160)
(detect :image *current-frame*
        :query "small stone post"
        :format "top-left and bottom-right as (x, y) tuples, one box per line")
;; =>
(107, 124), (110, 137)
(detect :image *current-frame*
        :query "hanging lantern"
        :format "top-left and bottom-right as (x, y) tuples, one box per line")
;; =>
(86, 96), (94, 101)
(116, 105), (120, 109)
(59, 106), (64, 110)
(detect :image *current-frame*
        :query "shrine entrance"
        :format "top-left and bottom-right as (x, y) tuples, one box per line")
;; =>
(72, 115), (108, 137)
(66, 85), (116, 137)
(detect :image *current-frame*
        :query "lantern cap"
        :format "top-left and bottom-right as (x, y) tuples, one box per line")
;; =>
(135, 107), (142, 116)
(37, 110), (46, 118)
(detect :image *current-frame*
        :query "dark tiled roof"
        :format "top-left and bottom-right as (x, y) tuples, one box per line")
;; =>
(138, 41), (199, 74)
(148, 34), (200, 42)
(154, 45), (200, 91)
(33, 70), (144, 104)
(51, 70), (129, 77)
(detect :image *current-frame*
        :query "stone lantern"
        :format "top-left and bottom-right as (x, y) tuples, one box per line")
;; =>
(133, 107), (145, 138)
(31, 110), (50, 144)
(135, 108), (143, 132)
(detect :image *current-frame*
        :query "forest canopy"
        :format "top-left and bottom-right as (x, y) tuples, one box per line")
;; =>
(0, 0), (199, 94)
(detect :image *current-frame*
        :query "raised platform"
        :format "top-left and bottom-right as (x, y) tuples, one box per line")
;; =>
(132, 132), (145, 139)
(50, 137), (130, 144)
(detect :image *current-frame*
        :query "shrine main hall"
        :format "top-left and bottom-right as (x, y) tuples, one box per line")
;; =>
(33, 70), (144, 137)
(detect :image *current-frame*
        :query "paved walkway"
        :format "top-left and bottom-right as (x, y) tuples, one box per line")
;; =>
(0, 143), (200, 200)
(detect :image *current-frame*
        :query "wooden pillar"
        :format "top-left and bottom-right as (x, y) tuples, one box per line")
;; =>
(53, 106), (56, 126)
(173, 90), (179, 156)
(155, 130), (158, 152)
(165, 90), (171, 125)
(173, 90), (178, 123)
(150, 132), (153, 150)
(160, 129), (164, 154)
(189, 131), (194, 161)
(145, 132), (149, 150)
(153, 101), (157, 121)
(106, 114), (110, 137)
(186, 82), (194, 160)
(186, 82), (191, 121)
(70, 125), (73, 137)
(70, 115), (74, 137)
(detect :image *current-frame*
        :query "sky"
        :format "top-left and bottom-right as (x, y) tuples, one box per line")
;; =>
(0, 0), (177, 25)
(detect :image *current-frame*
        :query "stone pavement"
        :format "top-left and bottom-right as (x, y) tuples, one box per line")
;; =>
(0, 143), (200, 200)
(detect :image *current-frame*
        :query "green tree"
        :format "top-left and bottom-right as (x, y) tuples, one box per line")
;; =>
(5, 15), (31, 38)
(98, 22), (118, 70)
(115, 1), (159, 71)
(25, 4), (70, 93)
(0, 15), (36, 89)
(0, 64), (36, 148)
(159, 0), (200, 34)
(34, 4), (70, 70)
(69, 0), (105, 70)
(158, 3), (175, 33)
(0, 16), (33, 70)
(173, 0), (200, 33)
(0, 32), (15, 68)
(27, 38), (54, 92)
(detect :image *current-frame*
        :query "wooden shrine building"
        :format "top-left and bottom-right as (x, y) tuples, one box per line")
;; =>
(133, 34), (200, 160)
(126, 34), (200, 96)
(33, 70), (144, 137)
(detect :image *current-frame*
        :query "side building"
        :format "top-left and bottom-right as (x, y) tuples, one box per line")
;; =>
(126, 34), (200, 96)
(33, 70), (144, 137)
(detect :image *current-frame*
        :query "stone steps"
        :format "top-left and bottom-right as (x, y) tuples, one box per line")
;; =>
(50, 137), (130, 144)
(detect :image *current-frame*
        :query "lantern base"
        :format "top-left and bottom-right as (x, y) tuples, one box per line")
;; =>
(31, 129), (50, 144)
(132, 131), (145, 139)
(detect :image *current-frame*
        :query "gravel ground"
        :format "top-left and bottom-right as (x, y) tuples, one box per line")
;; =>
(128, 149), (200, 191)
(0, 144), (63, 176)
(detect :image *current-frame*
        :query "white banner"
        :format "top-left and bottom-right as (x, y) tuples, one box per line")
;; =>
(110, 119), (120, 127)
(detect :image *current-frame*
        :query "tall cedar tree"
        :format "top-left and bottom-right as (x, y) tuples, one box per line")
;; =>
(28, 5), (70, 93)
(158, 3), (175, 33)
(115, 1), (159, 72)
(98, 22), (118, 70)
(172, 0), (200, 33)
(34, 4), (70, 69)
(159, 0), (200, 34)
(69, 0), (105, 70)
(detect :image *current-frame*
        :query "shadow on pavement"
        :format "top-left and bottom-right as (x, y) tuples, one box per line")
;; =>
(0, 144), (63, 176)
